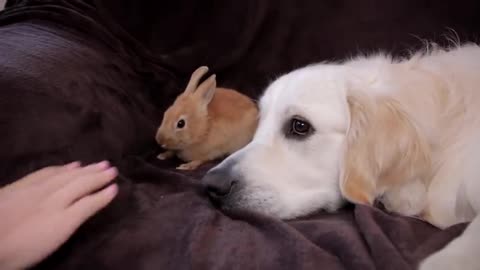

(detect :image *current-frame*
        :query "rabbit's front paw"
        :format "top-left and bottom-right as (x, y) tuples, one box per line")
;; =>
(177, 160), (203, 170)
(157, 151), (175, 160)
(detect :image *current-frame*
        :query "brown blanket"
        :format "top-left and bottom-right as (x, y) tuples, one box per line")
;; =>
(0, 0), (478, 269)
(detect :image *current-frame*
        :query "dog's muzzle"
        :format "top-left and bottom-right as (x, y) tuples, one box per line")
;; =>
(202, 163), (238, 204)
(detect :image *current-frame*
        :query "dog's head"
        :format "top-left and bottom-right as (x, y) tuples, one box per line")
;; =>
(202, 62), (430, 219)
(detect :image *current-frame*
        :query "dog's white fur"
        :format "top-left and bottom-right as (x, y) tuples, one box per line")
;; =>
(211, 43), (480, 269)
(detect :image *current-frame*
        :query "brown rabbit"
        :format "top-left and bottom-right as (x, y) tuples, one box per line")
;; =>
(155, 66), (258, 170)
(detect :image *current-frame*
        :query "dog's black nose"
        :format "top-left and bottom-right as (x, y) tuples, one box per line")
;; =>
(202, 168), (236, 201)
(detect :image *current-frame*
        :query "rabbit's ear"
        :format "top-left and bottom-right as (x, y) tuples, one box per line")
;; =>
(184, 66), (209, 94)
(194, 74), (216, 105)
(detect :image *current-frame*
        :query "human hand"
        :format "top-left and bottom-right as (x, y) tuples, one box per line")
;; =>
(0, 161), (118, 270)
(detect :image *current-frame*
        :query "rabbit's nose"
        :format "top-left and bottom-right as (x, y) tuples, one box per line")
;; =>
(155, 131), (165, 145)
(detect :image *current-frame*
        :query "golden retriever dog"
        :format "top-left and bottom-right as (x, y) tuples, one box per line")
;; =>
(202, 43), (480, 269)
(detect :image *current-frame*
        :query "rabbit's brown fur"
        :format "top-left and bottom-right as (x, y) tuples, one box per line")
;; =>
(155, 66), (258, 170)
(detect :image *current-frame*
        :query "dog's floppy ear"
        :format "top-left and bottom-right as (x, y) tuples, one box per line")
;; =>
(340, 92), (430, 206)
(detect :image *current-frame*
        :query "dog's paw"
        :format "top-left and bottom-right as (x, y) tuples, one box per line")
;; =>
(419, 255), (451, 270)
(419, 249), (477, 270)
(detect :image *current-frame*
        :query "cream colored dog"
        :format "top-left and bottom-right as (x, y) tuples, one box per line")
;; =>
(203, 43), (480, 269)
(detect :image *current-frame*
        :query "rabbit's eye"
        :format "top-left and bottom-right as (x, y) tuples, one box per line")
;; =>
(177, 119), (185, 129)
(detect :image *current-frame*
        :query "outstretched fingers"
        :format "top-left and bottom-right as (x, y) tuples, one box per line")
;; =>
(66, 183), (118, 229)
(47, 161), (111, 191)
(54, 165), (118, 207)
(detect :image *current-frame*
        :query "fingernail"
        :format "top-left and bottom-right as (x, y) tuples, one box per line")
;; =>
(66, 161), (81, 169)
(106, 183), (118, 196)
(95, 161), (110, 169)
(105, 167), (118, 176)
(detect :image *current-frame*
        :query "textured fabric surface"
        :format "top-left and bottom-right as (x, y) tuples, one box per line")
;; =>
(0, 0), (478, 269)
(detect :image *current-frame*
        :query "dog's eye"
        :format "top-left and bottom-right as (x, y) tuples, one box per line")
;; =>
(286, 118), (313, 138)
(292, 119), (310, 135)
(177, 119), (185, 129)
